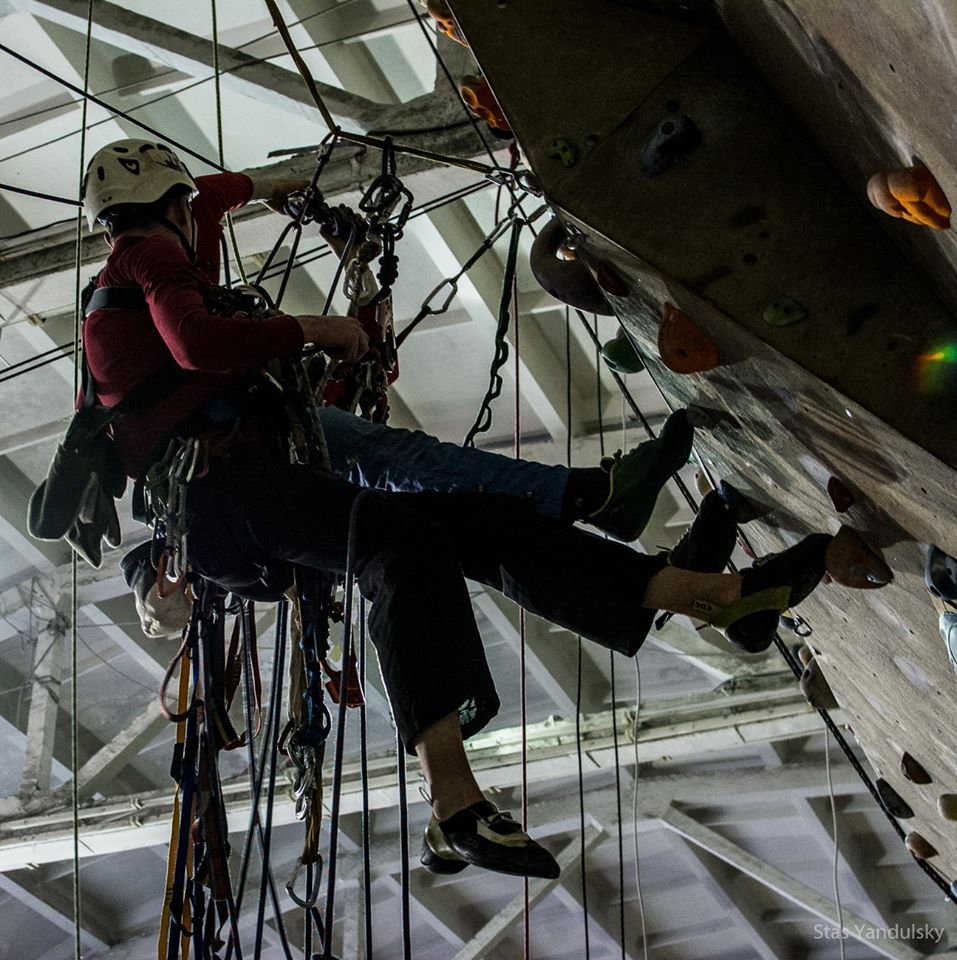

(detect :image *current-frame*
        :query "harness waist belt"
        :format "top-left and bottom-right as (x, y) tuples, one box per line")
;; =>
(85, 285), (148, 316)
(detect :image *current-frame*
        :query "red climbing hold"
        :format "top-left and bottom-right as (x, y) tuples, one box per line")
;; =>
(458, 75), (512, 137)
(657, 302), (720, 374)
(826, 476), (854, 513)
(867, 163), (951, 230)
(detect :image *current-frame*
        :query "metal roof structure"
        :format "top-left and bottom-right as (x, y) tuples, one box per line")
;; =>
(0, 1), (953, 957)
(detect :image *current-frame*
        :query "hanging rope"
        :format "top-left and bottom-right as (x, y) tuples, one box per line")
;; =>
(70, 7), (94, 957)
(566, 307), (592, 959)
(612, 394), (628, 960)
(631, 660), (649, 959)
(210, 0), (248, 286)
(357, 600), (374, 960)
(397, 729), (413, 960)
(826, 727), (847, 958)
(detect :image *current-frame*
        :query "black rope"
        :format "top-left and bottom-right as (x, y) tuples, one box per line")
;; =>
(575, 639), (592, 958)
(566, 306), (592, 956)
(610, 654), (627, 959)
(396, 728), (413, 960)
(239, 604), (294, 960)
(321, 493), (367, 958)
(357, 600), (374, 960)
(0, 42), (226, 172)
(0, 182), (82, 206)
(463, 219), (523, 447)
(252, 598), (288, 959)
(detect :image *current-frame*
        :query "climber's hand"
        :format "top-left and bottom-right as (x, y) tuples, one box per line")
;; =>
(296, 314), (369, 362)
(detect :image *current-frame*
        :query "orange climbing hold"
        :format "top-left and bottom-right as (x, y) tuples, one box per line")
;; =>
(458, 74), (512, 136)
(867, 163), (951, 230)
(426, 0), (468, 45)
(657, 302), (720, 374)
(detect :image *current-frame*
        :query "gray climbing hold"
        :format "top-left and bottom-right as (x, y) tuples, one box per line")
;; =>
(937, 794), (957, 820)
(640, 114), (702, 177)
(900, 752), (932, 784)
(876, 778), (914, 819)
(800, 659), (838, 710)
(905, 831), (937, 860)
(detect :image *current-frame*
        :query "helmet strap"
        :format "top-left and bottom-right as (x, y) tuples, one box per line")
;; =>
(155, 215), (197, 264)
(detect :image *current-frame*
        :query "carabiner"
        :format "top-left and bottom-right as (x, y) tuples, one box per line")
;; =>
(285, 856), (323, 909)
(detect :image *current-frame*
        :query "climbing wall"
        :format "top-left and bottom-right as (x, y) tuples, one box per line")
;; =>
(448, 0), (957, 885)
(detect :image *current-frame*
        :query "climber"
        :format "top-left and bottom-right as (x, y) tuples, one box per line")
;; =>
(82, 142), (692, 542)
(76, 138), (891, 881)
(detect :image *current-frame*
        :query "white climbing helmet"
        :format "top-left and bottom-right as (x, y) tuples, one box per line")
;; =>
(82, 138), (197, 230)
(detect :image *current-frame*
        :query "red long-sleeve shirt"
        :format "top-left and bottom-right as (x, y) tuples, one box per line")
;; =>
(83, 173), (304, 477)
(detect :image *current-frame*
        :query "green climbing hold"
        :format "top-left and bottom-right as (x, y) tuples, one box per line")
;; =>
(763, 296), (808, 327)
(546, 138), (578, 168)
(601, 330), (645, 374)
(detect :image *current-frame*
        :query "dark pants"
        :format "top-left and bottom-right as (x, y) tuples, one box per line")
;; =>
(185, 458), (667, 749)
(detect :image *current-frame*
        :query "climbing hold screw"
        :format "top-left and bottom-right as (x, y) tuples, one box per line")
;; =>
(763, 296), (808, 327)
(545, 138), (578, 168)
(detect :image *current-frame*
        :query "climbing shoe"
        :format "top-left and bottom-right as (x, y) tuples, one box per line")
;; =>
(693, 527), (890, 653)
(669, 482), (749, 573)
(700, 533), (832, 653)
(589, 409), (694, 542)
(420, 801), (560, 880)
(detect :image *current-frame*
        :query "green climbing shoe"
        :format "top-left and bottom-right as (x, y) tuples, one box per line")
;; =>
(589, 409), (694, 542)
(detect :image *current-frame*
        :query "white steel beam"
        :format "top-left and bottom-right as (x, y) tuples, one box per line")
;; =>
(0, 869), (113, 951)
(472, 587), (606, 718)
(19, 586), (68, 796)
(450, 828), (602, 960)
(800, 795), (892, 927)
(18, 0), (383, 123)
(379, 873), (466, 950)
(338, 881), (368, 960)
(675, 839), (791, 960)
(0, 742), (861, 872)
(65, 699), (167, 801)
(551, 863), (641, 960)
(659, 805), (927, 960)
